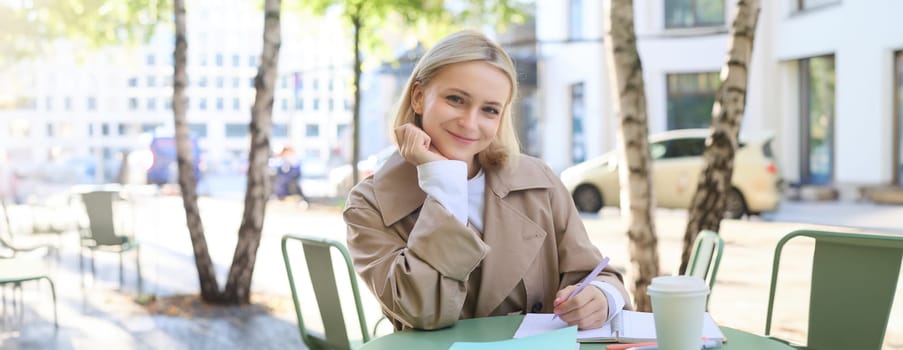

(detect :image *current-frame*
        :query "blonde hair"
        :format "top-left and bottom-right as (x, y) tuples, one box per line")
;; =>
(391, 30), (520, 170)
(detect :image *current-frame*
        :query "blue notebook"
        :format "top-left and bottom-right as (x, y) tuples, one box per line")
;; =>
(449, 325), (578, 350)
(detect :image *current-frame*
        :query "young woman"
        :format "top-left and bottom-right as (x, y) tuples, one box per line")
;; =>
(344, 30), (631, 331)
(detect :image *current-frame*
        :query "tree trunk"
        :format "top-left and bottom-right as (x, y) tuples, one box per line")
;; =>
(603, 0), (660, 312)
(350, 13), (362, 187)
(679, 0), (761, 274)
(222, 0), (281, 304)
(173, 0), (221, 301)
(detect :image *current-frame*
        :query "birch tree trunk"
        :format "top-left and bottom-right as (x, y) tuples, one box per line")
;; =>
(603, 0), (660, 312)
(173, 0), (221, 301)
(222, 0), (281, 304)
(679, 0), (761, 274)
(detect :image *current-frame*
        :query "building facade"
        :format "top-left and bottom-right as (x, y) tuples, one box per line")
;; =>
(537, 0), (903, 197)
(0, 0), (355, 186)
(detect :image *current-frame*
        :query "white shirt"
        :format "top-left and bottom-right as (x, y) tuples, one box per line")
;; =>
(416, 160), (626, 320)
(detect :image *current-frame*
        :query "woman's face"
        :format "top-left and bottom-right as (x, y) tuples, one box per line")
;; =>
(411, 60), (511, 167)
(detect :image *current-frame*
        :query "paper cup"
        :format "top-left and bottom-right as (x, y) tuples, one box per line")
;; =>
(647, 276), (709, 350)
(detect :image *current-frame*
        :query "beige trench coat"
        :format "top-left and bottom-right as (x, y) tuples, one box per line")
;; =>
(344, 152), (632, 330)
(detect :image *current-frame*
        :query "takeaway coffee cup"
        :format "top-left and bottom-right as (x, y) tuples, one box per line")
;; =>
(647, 276), (709, 350)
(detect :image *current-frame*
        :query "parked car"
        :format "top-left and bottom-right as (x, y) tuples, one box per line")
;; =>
(329, 146), (396, 196)
(559, 129), (782, 218)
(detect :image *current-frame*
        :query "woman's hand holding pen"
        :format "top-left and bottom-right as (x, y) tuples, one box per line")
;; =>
(553, 285), (610, 330)
(395, 123), (448, 166)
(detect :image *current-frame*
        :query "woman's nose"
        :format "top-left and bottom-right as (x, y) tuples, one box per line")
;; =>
(458, 109), (479, 129)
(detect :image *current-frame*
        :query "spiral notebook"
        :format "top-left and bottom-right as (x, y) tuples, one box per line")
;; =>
(513, 310), (725, 343)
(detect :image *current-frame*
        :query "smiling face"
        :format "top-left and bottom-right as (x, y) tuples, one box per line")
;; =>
(411, 60), (512, 173)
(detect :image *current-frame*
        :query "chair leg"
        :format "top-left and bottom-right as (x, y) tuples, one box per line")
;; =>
(135, 247), (143, 293)
(42, 277), (58, 329)
(119, 251), (124, 289)
(90, 250), (96, 285)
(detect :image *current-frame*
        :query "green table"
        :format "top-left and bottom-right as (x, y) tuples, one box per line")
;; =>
(359, 315), (794, 349)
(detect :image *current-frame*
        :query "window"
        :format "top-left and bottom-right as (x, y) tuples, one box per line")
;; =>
(281, 98), (288, 111)
(272, 123), (289, 137)
(295, 98), (304, 111)
(147, 76), (156, 87)
(216, 97), (224, 111)
(46, 123), (54, 137)
(344, 99), (351, 111)
(225, 123), (249, 137)
(129, 97), (139, 110)
(895, 50), (903, 185)
(328, 98), (334, 112)
(666, 72), (719, 129)
(147, 98), (156, 110)
(281, 77), (288, 89)
(570, 82), (586, 164)
(568, 0), (583, 40)
(313, 99), (320, 111)
(16, 97), (36, 110)
(199, 76), (208, 88)
(295, 74), (304, 90)
(165, 98), (173, 110)
(216, 76), (224, 88)
(199, 98), (208, 110)
(662, 138), (706, 159)
(249, 55), (257, 67)
(146, 54), (156, 66)
(337, 124), (349, 138)
(799, 55), (835, 185)
(45, 97), (53, 111)
(215, 53), (223, 67)
(128, 77), (138, 87)
(312, 79), (319, 90)
(665, 0), (725, 29)
(189, 123), (208, 137)
(232, 77), (240, 88)
(233, 98), (241, 111)
(64, 97), (72, 111)
(305, 124), (320, 137)
(796, 0), (840, 12)
(328, 79), (334, 91)
(87, 97), (97, 111)
(118, 123), (129, 135)
(102, 123), (110, 136)
(232, 54), (240, 67)
(142, 123), (159, 133)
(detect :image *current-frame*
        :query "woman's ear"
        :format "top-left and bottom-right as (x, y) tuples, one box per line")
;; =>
(410, 81), (424, 115)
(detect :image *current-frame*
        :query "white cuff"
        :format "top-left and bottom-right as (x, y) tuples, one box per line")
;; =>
(590, 280), (626, 322)
(416, 160), (468, 225)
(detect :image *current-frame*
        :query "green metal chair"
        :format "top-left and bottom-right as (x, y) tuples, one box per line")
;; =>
(79, 190), (142, 291)
(0, 256), (58, 328)
(685, 229), (724, 308)
(765, 229), (903, 350)
(281, 234), (371, 350)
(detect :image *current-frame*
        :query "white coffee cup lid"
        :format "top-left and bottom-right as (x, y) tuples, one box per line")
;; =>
(647, 276), (709, 295)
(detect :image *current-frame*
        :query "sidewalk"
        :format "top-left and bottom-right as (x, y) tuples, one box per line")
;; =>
(2, 195), (901, 349)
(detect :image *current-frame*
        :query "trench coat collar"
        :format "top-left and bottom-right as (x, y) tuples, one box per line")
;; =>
(372, 152), (554, 227)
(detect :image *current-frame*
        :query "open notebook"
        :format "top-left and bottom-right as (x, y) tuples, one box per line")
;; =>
(513, 310), (725, 343)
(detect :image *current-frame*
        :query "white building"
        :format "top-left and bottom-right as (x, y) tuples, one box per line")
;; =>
(537, 0), (903, 197)
(0, 0), (355, 185)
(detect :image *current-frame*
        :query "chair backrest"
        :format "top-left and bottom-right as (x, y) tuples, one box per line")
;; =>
(281, 234), (370, 350)
(765, 229), (903, 350)
(686, 230), (724, 305)
(81, 190), (125, 245)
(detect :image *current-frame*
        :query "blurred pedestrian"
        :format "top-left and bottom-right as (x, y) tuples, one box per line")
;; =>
(272, 146), (307, 207)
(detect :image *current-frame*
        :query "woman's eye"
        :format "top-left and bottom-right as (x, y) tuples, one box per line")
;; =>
(482, 107), (500, 115)
(446, 95), (464, 104)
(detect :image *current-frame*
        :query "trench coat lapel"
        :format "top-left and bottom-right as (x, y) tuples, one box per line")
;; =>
(474, 159), (552, 317)
(372, 153), (426, 227)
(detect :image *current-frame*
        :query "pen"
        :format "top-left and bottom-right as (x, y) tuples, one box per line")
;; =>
(552, 256), (610, 320)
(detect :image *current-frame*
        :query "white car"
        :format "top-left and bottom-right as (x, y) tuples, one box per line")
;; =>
(329, 146), (396, 196)
(560, 129), (783, 218)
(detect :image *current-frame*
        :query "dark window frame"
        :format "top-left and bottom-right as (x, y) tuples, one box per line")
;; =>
(799, 55), (836, 185)
(894, 50), (903, 185)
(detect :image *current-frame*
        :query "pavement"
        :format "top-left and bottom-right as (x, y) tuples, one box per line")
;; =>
(1, 188), (902, 349)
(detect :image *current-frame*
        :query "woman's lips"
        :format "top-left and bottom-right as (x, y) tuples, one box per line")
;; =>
(448, 131), (478, 144)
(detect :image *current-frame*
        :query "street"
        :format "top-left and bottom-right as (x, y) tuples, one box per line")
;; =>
(3, 184), (902, 349)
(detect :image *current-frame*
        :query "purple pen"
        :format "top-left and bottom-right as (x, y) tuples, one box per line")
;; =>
(552, 256), (610, 320)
